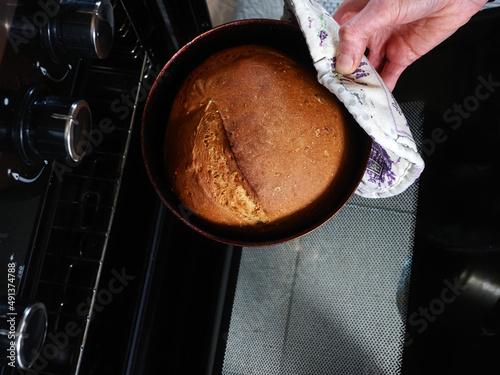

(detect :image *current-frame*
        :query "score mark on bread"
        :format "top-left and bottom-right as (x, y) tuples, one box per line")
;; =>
(192, 100), (269, 224)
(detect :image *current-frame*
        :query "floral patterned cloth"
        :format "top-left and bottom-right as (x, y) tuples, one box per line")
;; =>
(283, 0), (425, 198)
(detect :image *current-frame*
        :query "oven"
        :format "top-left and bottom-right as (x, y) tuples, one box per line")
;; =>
(1, 1), (499, 375)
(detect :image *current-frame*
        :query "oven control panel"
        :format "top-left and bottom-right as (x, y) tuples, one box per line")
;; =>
(0, 0), (114, 189)
(0, 1), (115, 372)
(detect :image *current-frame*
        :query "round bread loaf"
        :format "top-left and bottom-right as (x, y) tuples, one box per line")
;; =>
(164, 45), (351, 230)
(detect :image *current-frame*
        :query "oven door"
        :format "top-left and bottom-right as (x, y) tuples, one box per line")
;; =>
(81, 4), (500, 375)
(111, 5), (500, 375)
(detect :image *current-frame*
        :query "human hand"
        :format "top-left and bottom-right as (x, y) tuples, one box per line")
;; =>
(333, 0), (488, 91)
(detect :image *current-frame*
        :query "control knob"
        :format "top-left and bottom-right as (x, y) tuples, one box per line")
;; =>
(16, 86), (92, 166)
(45, 0), (114, 60)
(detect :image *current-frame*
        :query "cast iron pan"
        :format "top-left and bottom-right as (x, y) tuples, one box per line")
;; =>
(141, 19), (372, 247)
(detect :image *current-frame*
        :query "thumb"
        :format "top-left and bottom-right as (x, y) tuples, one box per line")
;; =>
(335, 21), (369, 75)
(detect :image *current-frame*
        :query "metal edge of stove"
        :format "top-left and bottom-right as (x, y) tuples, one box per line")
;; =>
(108, 205), (243, 375)
(118, 207), (241, 375)
(73, 55), (150, 375)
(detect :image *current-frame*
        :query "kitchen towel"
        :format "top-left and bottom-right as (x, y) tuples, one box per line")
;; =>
(283, 0), (425, 198)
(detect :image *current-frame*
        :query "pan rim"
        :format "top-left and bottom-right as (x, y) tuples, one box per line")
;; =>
(141, 18), (372, 247)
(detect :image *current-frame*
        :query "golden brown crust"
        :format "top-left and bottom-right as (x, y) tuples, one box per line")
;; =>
(165, 45), (350, 229)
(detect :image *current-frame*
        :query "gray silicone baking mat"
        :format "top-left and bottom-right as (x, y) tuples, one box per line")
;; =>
(221, 101), (423, 375)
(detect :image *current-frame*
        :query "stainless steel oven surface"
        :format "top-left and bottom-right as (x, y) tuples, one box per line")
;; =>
(1, 1), (499, 375)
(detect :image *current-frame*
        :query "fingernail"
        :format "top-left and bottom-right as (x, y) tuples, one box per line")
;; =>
(336, 54), (354, 74)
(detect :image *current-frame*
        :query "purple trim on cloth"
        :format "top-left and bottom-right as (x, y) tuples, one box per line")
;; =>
(365, 142), (397, 188)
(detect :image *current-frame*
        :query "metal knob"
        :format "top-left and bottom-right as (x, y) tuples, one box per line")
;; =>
(30, 96), (92, 163)
(15, 86), (92, 166)
(48, 0), (114, 59)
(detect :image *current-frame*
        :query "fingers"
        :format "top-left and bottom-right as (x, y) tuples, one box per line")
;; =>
(366, 51), (385, 73)
(379, 60), (407, 92)
(333, 0), (369, 25)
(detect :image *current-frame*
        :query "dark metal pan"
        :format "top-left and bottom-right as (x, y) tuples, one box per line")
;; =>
(141, 19), (372, 247)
